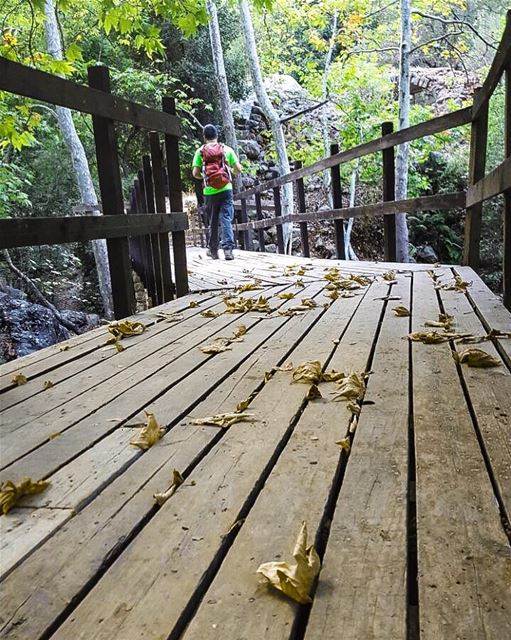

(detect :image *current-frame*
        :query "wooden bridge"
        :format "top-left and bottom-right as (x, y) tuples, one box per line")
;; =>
(1, 11), (511, 640)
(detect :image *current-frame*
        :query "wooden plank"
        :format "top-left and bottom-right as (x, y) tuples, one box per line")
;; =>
(0, 508), (72, 577)
(296, 161), (310, 257)
(454, 266), (511, 367)
(0, 57), (181, 136)
(181, 280), (398, 640)
(273, 186), (285, 254)
(304, 275), (411, 640)
(0, 212), (189, 249)
(0, 285), (291, 474)
(235, 108), (473, 199)
(0, 281), (357, 638)
(439, 283), (511, 522)
(472, 11), (511, 118)
(143, 154), (163, 306)
(504, 64), (511, 311)
(234, 192), (467, 231)
(412, 270), (511, 639)
(463, 88), (489, 268)
(150, 131), (174, 301)
(330, 143), (345, 259)
(382, 121), (397, 262)
(466, 155), (511, 207)
(163, 96), (189, 297)
(88, 65), (135, 319)
(255, 192), (265, 251)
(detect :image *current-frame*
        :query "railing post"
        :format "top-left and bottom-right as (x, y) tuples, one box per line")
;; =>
(133, 178), (152, 296)
(504, 65), (511, 310)
(330, 143), (345, 259)
(295, 161), (310, 258)
(273, 186), (285, 254)
(255, 193), (265, 252)
(143, 154), (163, 306)
(163, 96), (189, 297)
(240, 198), (252, 250)
(138, 167), (157, 305)
(149, 132), (174, 301)
(382, 121), (397, 262)
(463, 88), (488, 269)
(87, 65), (135, 318)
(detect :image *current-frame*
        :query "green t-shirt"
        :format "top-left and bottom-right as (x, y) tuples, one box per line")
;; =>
(192, 143), (238, 195)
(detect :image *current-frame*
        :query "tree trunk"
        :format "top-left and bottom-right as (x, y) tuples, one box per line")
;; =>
(238, 0), (293, 252)
(321, 11), (338, 203)
(43, 0), (113, 317)
(395, 0), (411, 262)
(206, 0), (242, 192)
(345, 164), (359, 261)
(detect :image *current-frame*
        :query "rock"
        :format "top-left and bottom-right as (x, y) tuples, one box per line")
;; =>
(240, 139), (263, 160)
(0, 292), (70, 362)
(60, 309), (100, 332)
(416, 244), (438, 263)
(241, 175), (257, 188)
(265, 243), (277, 253)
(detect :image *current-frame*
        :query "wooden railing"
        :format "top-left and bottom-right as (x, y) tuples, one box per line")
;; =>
(234, 10), (511, 310)
(0, 57), (189, 318)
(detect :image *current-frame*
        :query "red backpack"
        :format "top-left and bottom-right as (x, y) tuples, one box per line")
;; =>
(200, 143), (232, 190)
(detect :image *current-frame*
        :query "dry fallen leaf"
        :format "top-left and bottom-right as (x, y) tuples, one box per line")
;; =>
(154, 469), (184, 506)
(424, 313), (454, 331)
(236, 399), (250, 412)
(276, 362), (294, 372)
(130, 411), (164, 450)
(108, 319), (145, 338)
(443, 275), (472, 292)
(306, 384), (322, 400)
(11, 373), (27, 386)
(59, 344), (71, 351)
(224, 296), (272, 314)
(48, 431), (61, 440)
(382, 270), (397, 281)
(454, 348), (501, 368)
(257, 521), (321, 604)
(201, 309), (221, 318)
(321, 370), (346, 383)
(326, 289), (339, 301)
(336, 437), (351, 452)
(233, 324), (247, 338)
(0, 478), (50, 515)
(295, 279), (305, 288)
(191, 412), (255, 429)
(189, 301), (200, 308)
(393, 305), (410, 317)
(277, 292), (296, 300)
(199, 338), (233, 354)
(292, 361), (322, 384)
(332, 372), (366, 401)
(235, 281), (263, 293)
(43, 380), (54, 390)
(407, 331), (452, 344)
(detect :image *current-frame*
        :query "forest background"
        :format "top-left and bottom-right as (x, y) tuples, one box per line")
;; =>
(0, 0), (508, 325)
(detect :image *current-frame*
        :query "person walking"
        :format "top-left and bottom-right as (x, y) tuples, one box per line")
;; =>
(192, 124), (242, 260)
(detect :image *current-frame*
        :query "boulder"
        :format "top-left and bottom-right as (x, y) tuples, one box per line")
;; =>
(416, 244), (439, 263)
(240, 139), (263, 160)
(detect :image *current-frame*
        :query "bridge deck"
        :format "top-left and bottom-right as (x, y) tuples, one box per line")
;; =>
(1, 250), (510, 640)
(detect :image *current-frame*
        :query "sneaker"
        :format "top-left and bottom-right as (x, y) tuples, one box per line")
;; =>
(207, 248), (219, 260)
(224, 249), (234, 261)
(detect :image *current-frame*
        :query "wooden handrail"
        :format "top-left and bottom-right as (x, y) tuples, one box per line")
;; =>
(0, 56), (181, 136)
(235, 107), (472, 200)
(234, 192), (466, 231)
(466, 156), (511, 207)
(0, 213), (189, 249)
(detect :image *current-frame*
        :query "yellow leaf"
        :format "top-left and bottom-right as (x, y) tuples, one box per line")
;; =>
(455, 348), (501, 368)
(199, 338), (233, 354)
(201, 309), (221, 318)
(0, 478), (50, 515)
(332, 372), (366, 401)
(321, 370), (345, 383)
(424, 313), (454, 330)
(189, 301), (200, 308)
(306, 384), (322, 400)
(236, 399), (250, 412)
(11, 373), (27, 386)
(393, 305), (410, 317)
(443, 275), (472, 291)
(382, 270), (397, 281)
(407, 331), (452, 344)
(264, 370), (274, 382)
(277, 292), (296, 300)
(130, 411), (164, 450)
(59, 344), (71, 351)
(327, 289), (339, 301)
(224, 296), (271, 314)
(276, 362), (294, 371)
(114, 339), (125, 353)
(295, 279), (305, 288)
(301, 298), (317, 309)
(257, 521), (321, 604)
(191, 412), (255, 428)
(43, 380), (54, 390)
(108, 319), (145, 337)
(292, 361), (322, 384)
(48, 432), (61, 440)
(349, 274), (371, 286)
(153, 469), (184, 506)
(233, 324), (247, 338)
(336, 437), (351, 452)
(235, 281), (263, 293)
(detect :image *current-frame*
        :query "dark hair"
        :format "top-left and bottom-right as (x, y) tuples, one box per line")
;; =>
(203, 124), (218, 141)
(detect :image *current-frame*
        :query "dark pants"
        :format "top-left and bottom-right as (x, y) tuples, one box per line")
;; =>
(206, 189), (235, 251)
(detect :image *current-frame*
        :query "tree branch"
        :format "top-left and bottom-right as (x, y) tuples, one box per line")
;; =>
(411, 11), (498, 50)
(1, 249), (79, 334)
(363, 0), (398, 20)
(410, 31), (463, 54)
